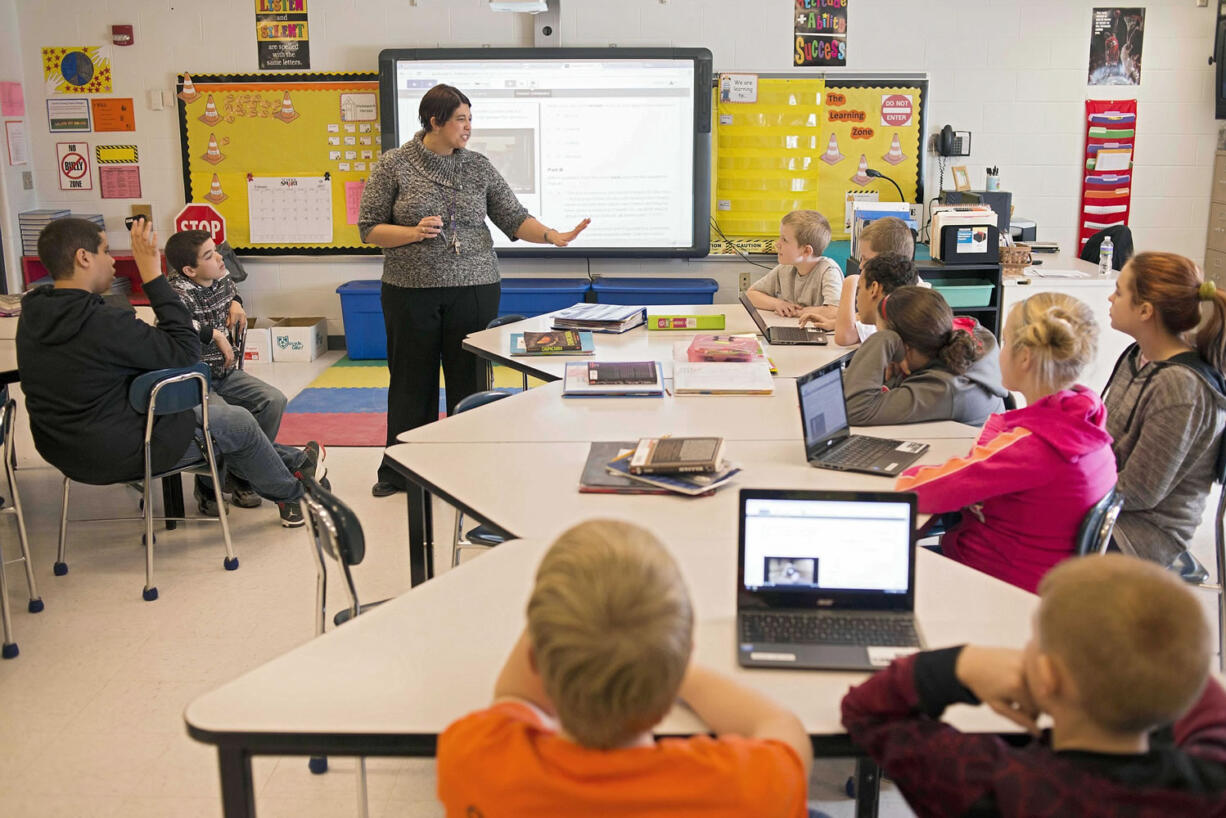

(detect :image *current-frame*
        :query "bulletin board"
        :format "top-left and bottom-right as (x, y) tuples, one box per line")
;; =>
(711, 74), (928, 254)
(176, 72), (381, 254)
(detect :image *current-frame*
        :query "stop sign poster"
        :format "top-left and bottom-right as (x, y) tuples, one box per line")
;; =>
(175, 203), (226, 245)
(56, 141), (92, 190)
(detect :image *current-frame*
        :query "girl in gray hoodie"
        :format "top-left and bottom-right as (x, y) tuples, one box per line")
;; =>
(1103, 251), (1226, 568)
(843, 286), (1008, 427)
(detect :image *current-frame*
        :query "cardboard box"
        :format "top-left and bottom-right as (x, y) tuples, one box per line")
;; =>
(242, 317), (280, 364)
(271, 317), (327, 362)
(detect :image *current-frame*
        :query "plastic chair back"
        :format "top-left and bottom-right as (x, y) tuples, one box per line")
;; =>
(1074, 488), (1124, 556)
(454, 390), (512, 415)
(301, 475), (366, 567)
(1078, 226), (1134, 270)
(128, 363), (211, 415)
(486, 314), (526, 329)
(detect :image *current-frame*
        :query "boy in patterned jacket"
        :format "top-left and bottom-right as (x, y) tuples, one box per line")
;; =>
(841, 554), (1226, 817)
(166, 230), (290, 512)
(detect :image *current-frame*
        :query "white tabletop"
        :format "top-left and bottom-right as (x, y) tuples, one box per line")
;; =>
(386, 436), (977, 546)
(463, 304), (853, 381)
(185, 532), (1036, 743)
(396, 378), (982, 445)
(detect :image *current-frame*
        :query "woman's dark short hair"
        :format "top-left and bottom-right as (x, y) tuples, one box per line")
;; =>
(419, 84), (471, 132)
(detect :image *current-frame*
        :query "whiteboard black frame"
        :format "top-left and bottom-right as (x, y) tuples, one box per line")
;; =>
(377, 47), (714, 259)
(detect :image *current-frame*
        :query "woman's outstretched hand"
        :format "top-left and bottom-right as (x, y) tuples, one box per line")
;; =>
(547, 218), (592, 246)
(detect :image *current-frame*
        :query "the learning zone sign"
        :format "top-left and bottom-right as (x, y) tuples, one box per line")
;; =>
(56, 141), (92, 190)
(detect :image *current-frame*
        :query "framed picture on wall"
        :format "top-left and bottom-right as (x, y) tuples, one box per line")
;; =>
(951, 165), (970, 191)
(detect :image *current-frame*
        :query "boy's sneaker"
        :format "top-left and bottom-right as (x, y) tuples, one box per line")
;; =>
(296, 441), (328, 489)
(277, 500), (305, 528)
(228, 477), (262, 509)
(193, 478), (220, 517)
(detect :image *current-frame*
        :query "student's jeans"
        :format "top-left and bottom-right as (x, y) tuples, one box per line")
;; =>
(212, 369), (287, 442)
(172, 400), (304, 503)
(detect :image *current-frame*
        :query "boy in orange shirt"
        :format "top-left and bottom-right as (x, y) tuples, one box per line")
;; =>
(437, 519), (812, 817)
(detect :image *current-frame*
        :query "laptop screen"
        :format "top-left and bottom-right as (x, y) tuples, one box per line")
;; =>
(738, 292), (770, 334)
(797, 363), (850, 453)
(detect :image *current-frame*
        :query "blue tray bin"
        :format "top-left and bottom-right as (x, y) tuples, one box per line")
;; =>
(499, 278), (590, 317)
(590, 277), (718, 306)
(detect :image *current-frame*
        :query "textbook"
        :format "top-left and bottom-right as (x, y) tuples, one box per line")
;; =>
(629, 436), (725, 475)
(605, 458), (740, 497)
(524, 330), (582, 352)
(672, 361), (775, 396)
(561, 361), (664, 398)
(509, 331), (595, 356)
(578, 442), (671, 495)
(646, 314), (726, 331)
(552, 303), (646, 334)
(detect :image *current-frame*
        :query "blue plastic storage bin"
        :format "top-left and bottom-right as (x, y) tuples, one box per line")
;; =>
(336, 280), (386, 360)
(499, 278), (590, 317)
(590, 277), (718, 306)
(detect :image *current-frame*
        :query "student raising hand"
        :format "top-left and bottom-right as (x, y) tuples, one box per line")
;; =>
(128, 218), (162, 284)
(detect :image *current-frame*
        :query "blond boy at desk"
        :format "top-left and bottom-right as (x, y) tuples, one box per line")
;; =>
(842, 554), (1226, 817)
(746, 210), (842, 319)
(438, 520), (812, 817)
(802, 215), (916, 345)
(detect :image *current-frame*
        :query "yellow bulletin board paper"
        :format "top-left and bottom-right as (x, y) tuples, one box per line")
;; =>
(176, 72), (380, 254)
(710, 75), (927, 253)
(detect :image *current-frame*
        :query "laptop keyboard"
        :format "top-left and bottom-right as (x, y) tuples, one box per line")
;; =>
(822, 435), (896, 469)
(772, 326), (825, 342)
(741, 612), (919, 647)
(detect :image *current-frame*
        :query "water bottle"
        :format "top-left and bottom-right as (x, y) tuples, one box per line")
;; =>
(1098, 236), (1113, 276)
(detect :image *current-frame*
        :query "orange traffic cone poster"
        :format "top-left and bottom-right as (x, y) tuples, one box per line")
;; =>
(881, 133), (907, 165)
(849, 154), (871, 186)
(198, 94), (221, 126)
(820, 133), (844, 165)
(273, 91), (300, 123)
(201, 133), (224, 165)
(178, 72), (200, 103)
(204, 173), (228, 204)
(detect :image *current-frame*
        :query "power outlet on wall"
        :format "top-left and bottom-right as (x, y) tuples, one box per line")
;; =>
(739, 272), (752, 291)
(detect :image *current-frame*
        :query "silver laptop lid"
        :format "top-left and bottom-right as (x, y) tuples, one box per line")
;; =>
(796, 360), (852, 457)
(737, 488), (917, 612)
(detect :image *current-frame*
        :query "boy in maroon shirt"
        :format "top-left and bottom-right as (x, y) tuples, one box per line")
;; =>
(842, 554), (1226, 817)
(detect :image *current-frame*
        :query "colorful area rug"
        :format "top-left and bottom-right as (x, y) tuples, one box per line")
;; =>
(276, 356), (532, 447)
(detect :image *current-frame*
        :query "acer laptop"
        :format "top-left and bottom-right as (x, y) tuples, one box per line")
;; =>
(797, 360), (928, 477)
(739, 292), (828, 345)
(736, 488), (923, 671)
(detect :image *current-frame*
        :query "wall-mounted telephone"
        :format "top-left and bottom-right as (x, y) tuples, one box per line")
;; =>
(935, 124), (971, 157)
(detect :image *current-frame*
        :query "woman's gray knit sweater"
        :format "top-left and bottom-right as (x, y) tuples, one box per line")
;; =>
(358, 131), (530, 289)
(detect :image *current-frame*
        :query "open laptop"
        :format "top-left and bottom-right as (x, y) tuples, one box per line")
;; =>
(736, 488), (923, 671)
(796, 360), (929, 477)
(738, 292), (828, 345)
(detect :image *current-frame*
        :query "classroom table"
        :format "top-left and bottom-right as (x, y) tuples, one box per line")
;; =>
(462, 303), (852, 382)
(186, 528), (1038, 818)
(388, 380), (981, 584)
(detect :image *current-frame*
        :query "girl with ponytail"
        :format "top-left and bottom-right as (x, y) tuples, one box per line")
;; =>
(896, 293), (1117, 593)
(1102, 251), (1226, 572)
(843, 286), (1008, 426)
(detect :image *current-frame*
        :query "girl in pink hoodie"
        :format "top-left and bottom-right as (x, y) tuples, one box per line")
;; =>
(895, 292), (1118, 593)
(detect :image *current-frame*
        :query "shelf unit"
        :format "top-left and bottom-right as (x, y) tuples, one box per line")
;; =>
(21, 255), (164, 306)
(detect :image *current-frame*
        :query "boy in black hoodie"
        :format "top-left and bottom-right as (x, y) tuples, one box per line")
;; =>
(16, 218), (320, 527)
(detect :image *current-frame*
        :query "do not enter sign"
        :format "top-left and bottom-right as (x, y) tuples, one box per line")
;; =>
(174, 203), (226, 245)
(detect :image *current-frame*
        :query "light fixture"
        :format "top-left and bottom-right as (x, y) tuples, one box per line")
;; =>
(489, 0), (549, 12)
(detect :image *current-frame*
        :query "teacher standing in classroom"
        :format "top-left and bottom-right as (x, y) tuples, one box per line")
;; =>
(360, 84), (590, 496)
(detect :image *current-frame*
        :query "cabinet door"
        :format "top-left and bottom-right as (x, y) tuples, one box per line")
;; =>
(1213, 151), (1226, 205)
(1210, 203), (1226, 254)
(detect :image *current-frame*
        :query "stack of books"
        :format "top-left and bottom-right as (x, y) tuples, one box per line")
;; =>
(552, 303), (646, 334)
(18, 209), (70, 255)
(579, 438), (740, 496)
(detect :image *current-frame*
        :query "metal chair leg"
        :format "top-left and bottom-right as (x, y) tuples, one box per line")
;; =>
(451, 507), (465, 568)
(143, 474), (157, 601)
(356, 757), (369, 818)
(4, 439), (40, 610)
(201, 433), (238, 573)
(54, 477), (70, 576)
(0, 540), (16, 658)
(1216, 488), (1226, 672)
